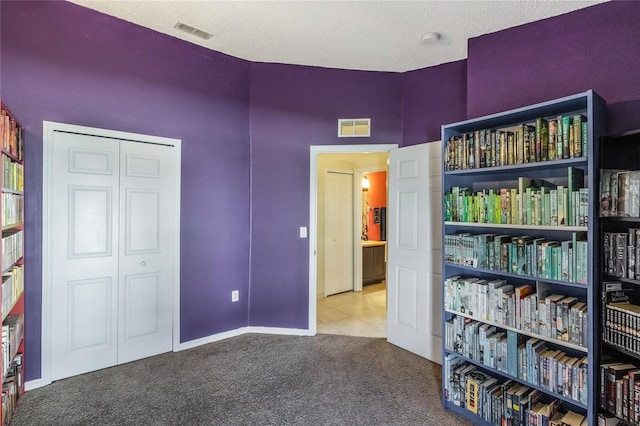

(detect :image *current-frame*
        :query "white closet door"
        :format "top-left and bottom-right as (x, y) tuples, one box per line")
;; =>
(51, 132), (120, 380)
(117, 140), (174, 363)
(324, 170), (354, 296)
(50, 132), (175, 380)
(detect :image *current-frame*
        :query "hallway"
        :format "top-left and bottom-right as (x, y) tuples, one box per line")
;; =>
(316, 282), (386, 338)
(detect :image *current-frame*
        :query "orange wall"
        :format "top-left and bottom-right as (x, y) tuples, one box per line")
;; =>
(365, 171), (387, 241)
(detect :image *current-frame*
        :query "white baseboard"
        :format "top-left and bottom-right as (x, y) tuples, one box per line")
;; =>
(25, 378), (49, 391)
(175, 326), (314, 352)
(245, 326), (314, 336)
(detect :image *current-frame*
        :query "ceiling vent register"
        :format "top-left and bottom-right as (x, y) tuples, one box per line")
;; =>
(173, 22), (213, 40)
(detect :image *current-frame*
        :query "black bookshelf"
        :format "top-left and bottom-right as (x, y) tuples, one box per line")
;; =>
(598, 129), (640, 425)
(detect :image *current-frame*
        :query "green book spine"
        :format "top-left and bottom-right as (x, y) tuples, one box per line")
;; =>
(543, 191), (550, 226)
(549, 192), (555, 227)
(582, 121), (588, 158)
(573, 115), (586, 158)
(540, 118), (549, 162)
(510, 189), (518, 225)
(562, 116), (571, 159)
(556, 115), (563, 160)
(508, 132), (515, 165)
(567, 167), (585, 227)
(526, 187), (533, 225)
(499, 131), (507, 167)
(535, 118), (542, 162)
(557, 186), (565, 226)
(517, 125), (525, 164)
(548, 119), (558, 162)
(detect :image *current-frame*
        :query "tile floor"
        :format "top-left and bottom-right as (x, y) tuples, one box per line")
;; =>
(316, 281), (387, 338)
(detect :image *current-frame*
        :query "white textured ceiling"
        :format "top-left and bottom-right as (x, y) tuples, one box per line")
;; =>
(68, 0), (608, 72)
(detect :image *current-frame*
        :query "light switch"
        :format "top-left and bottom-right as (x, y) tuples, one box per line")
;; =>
(299, 226), (307, 238)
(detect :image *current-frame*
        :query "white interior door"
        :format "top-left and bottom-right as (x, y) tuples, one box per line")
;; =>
(51, 132), (120, 380)
(117, 141), (174, 363)
(387, 141), (443, 363)
(50, 131), (175, 380)
(324, 170), (354, 296)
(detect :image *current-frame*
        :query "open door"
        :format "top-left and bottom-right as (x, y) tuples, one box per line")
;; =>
(387, 141), (443, 363)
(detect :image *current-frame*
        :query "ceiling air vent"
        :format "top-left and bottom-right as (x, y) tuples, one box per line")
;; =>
(338, 118), (371, 138)
(173, 22), (213, 40)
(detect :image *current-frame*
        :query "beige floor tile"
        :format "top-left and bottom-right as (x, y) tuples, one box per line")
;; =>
(317, 306), (350, 323)
(330, 317), (386, 338)
(316, 282), (387, 338)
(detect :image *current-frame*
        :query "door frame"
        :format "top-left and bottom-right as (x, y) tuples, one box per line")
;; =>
(308, 144), (397, 335)
(40, 121), (182, 387)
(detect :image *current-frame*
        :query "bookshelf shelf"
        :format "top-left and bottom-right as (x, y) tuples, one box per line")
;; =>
(0, 102), (25, 423)
(444, 221), (588, 232)
(445, 309), (588, 353)
(1, 290), (23, 322)
(441, 90), (606, 426)
(444, 349), (589, 409)
(444, 156), (588, 176)
(1, 223), (23, 232)
(444, 262), (589, 289)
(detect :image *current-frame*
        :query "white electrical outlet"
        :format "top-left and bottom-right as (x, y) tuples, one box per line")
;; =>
(231, 290), (239, 302)
(299, 226), (307, 238)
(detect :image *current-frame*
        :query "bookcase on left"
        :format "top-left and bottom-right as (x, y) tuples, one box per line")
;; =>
(0, 102), (25, 425)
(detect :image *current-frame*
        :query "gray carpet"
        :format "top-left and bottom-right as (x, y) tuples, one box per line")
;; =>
(11, 334), (473, 425)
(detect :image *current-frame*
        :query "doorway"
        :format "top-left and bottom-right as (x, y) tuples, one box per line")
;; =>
(309, 144), (397, 337)
(41, 122), (181, 385)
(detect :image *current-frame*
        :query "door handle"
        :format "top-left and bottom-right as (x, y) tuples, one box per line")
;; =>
(140, 261), (146, 266)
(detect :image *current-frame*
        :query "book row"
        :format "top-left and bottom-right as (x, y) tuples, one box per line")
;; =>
(1, 193), (23, 229)
(445, 315), (587, 405)
(603, 229), (640, 280)
(598, 360), (640, 424)
(1, 231), (22, 273)
(1, 314), (22, 379)
(444, 354), (587, 426)
(444, 115), (588, 171)
(444, 232), (588, 284)
(1, 155), (23, 193)
(0, 108), (23, 161)
(600, 169), (640, 218)
(445, 186), (588, 229)
(1, 353), (22, 426)
(445, 169), (587, 228)
(444, 277), (588, 345)
(1, 266), (23, 320)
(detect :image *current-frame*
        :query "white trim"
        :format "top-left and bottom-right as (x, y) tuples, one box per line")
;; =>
(175, 327), (249, 351)
(175, 327), (314, 353)
(41, 121), (181, 385)
(309, 144), (397, 335)
(24, 378), (48, 391)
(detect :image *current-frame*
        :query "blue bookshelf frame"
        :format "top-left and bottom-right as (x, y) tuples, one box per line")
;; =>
(441, 90), (606, 425)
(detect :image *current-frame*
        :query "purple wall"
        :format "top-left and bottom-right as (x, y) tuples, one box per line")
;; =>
(249, 63), (402, 327)
(401, 60), (467, 146)
(3, 0), (638, 385)
(1, 1), (251, 380)
(467, 1), (640, 135)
